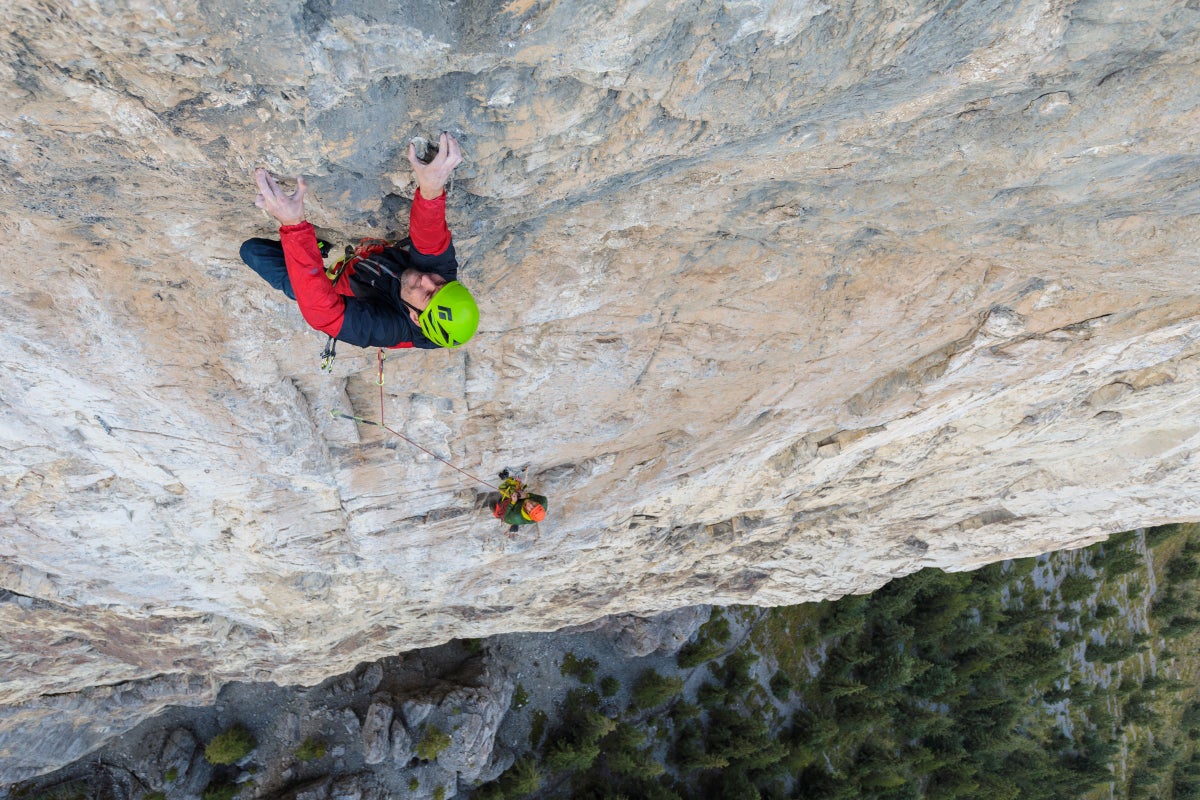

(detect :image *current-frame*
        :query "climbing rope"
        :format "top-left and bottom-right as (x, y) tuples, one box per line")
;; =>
(330, 349), (499, 492)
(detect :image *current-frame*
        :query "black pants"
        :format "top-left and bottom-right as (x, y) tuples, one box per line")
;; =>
(239, 238), (295, 300)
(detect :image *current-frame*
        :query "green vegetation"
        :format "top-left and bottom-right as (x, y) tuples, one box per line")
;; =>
(408, 777), (419, 791)
(1059, 571), (1096, 602)
(677, 609), (732, 668)
(530, 709), (548, 749)
(769, 669), (792, 701)
(475, 756), (543, 800)
(561, 652), (600, 684)
(1094, 534), (1143, 577)
(543, 689), (615, 772)
(1146, 523), (1183, 547)
(416, 724), (452, 761)
(433, 787), (446, 800)
(143, 793), (167, 800)
(512, 683), (529, 709)
(203, 725), (256, 765)
(473, 523), (1200, 800)
(599, 675), (620, 697)
(295, 736), (326, 762)
(630, 669), (684, 710)
(163, 766), (179, 783)
(15, 782), (88, 800)
(200, 782), (240, 800)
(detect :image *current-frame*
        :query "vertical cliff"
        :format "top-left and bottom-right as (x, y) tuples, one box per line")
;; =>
(2, 0), (1199, 781)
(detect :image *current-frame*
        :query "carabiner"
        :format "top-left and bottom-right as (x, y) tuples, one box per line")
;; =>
(320, 336), (337, 372)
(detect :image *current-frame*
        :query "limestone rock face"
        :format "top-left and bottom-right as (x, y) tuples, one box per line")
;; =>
(568, 606), (712, 657)
(359, 700), (393, 766)
(2, 0), (1200, 781)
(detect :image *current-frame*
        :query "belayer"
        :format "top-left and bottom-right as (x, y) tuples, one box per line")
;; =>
(241, 132), (479, 351)
(493, 470), (548, 535)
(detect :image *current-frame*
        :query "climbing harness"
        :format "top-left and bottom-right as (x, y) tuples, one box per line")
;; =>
(317, 238), (410, 371)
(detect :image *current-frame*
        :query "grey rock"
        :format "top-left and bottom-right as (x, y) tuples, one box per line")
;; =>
(0, 674), (209, 784)
(329, 775), (364, 800)
(476, 745), (516, 785)
(432, 666), (514, 782)
(180, 750), (214, 798)
(289, 776), (332, 800)
(403, 761), (458, 800)
(399, 699), (436, 730)
(435, 708), (488, 778)
(358, 663), (384, 694)
(157, 727), (196, 783)
(389, 717), (414, 765)
(276, 711), (302, 747)
(592, 606), (712, 657)
(340, 709), (360, 737)
(360, 701), (394, 765)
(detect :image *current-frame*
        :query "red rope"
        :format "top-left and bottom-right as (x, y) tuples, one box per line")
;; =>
(378, 348), (386, 429)
(367, 348), (499, 491)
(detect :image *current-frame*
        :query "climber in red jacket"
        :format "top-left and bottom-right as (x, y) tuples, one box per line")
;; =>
(241, 132), (479, 350)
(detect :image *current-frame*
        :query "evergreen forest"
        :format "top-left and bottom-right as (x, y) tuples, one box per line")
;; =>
(476, 523), (1200, 799)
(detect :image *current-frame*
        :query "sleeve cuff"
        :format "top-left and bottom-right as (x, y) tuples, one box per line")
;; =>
(413, 191), (446, 209)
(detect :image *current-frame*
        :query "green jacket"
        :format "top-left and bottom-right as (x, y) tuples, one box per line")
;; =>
(501, 493), (548, 526)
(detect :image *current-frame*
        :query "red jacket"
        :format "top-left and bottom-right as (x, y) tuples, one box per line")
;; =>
(279, 191), (456, 349)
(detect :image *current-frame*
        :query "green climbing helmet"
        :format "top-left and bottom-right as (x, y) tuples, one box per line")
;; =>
(418, 281), (479, 348)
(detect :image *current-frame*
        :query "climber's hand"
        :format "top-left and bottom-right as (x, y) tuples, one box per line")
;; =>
(409, 132), (463, 200)
(254, 168), (307, 227)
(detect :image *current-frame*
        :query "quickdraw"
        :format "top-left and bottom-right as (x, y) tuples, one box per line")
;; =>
(320, 336), (337, 372)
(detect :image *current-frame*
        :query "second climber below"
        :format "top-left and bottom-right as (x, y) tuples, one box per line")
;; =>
(241, 132), (479, 350)
(493, 470), (548, 535)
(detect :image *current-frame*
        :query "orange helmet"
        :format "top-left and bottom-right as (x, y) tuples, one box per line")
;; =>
(520, 500), (547, 522)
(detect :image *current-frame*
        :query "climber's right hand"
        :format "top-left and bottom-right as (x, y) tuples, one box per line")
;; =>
(408, 132), (463, 201)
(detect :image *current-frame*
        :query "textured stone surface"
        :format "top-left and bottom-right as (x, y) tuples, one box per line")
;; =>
(359, 700), (393, 766)
(2, 0), (1200, 782)
(568, 605), (712, 657)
